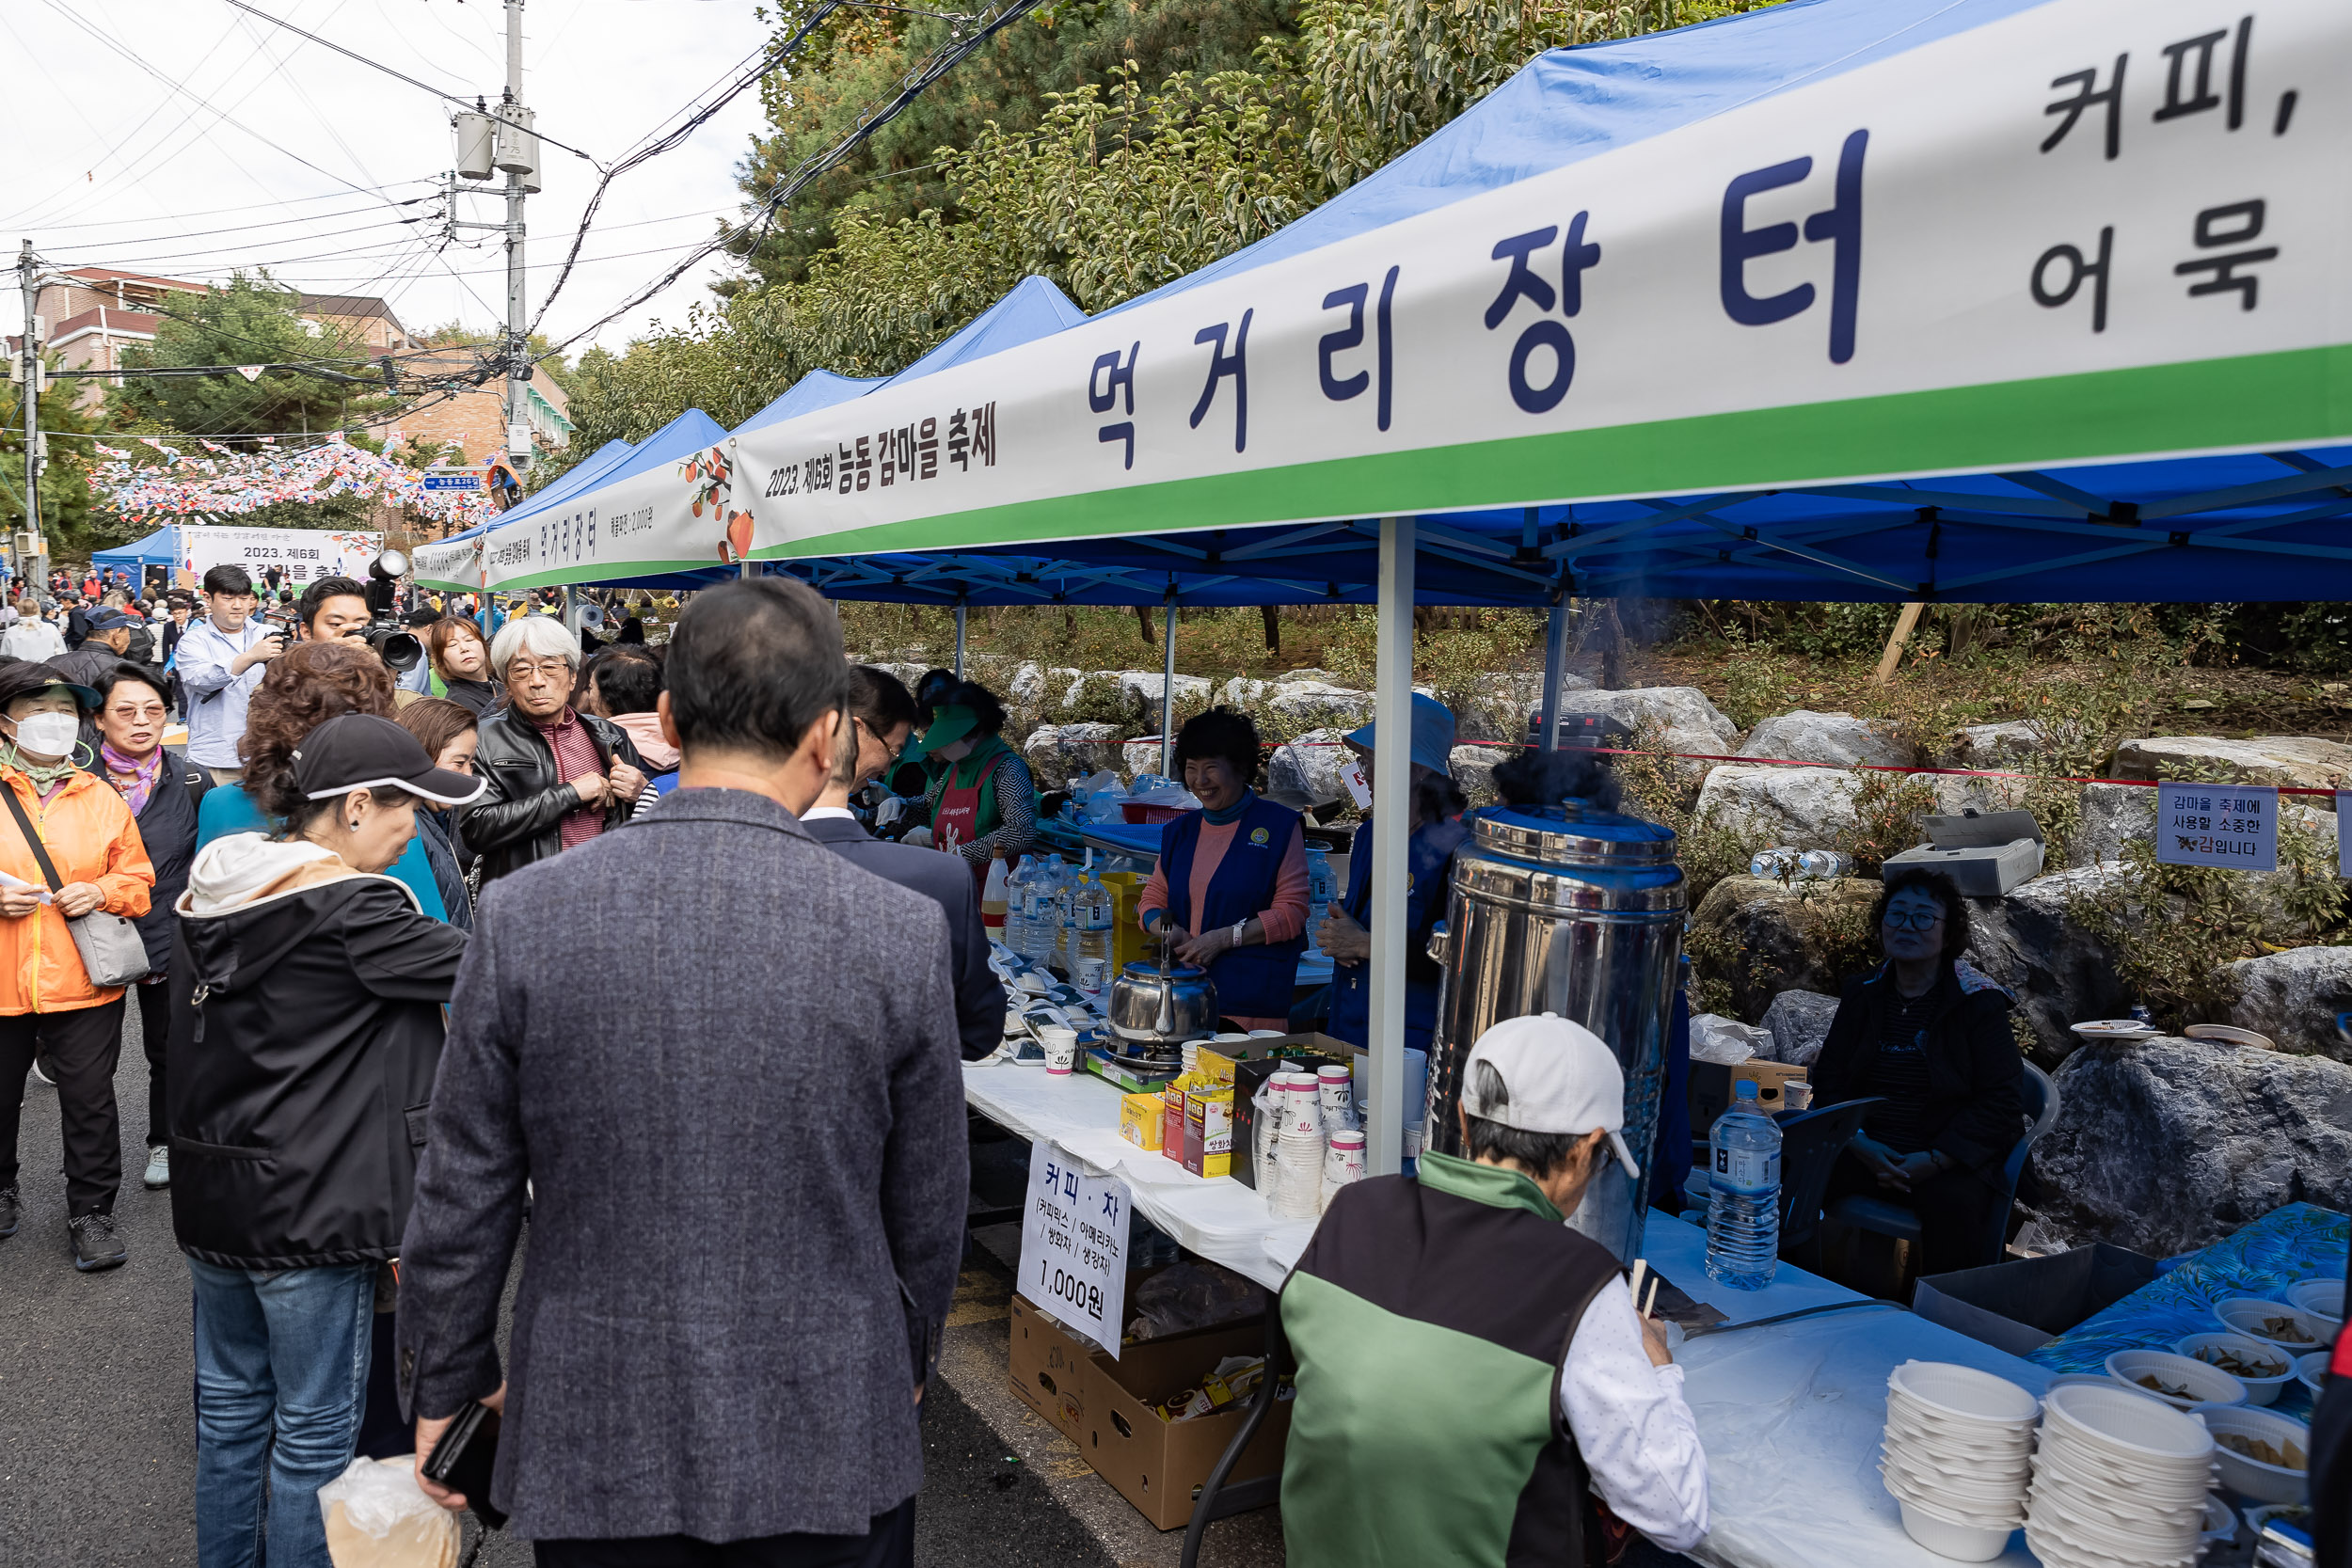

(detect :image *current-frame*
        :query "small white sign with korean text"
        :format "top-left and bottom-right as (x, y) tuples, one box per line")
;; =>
(2155, 781), (2277, 871)
(1019, 1141), (1131, 1359)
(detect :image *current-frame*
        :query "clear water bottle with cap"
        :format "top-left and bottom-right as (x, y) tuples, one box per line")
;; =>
(1705, 1079), (1782, 1291)
(999, 855), (1026, 953)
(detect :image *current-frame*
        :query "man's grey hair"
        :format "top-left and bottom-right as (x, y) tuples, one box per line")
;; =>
(489, 613), (580, 673)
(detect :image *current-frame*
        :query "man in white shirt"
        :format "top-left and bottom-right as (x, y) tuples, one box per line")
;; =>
(1278, 1013), (1709, 1564)
(175, 564), (286, 784)
(0, 598), (67, 663)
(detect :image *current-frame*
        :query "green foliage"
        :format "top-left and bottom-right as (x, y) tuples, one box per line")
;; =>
(0, 371), (108, 554)
(110, 275), (386, 438)
(1837, 769), (1938, 878)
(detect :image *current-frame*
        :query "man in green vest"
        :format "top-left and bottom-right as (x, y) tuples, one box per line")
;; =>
(1279, 1013), (1709, 1566)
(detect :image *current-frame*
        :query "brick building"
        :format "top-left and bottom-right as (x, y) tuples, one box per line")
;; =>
(392, 348), (573, 466)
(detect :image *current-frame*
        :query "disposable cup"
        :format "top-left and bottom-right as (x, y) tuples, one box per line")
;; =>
(1038, 1026), (1079, 1075)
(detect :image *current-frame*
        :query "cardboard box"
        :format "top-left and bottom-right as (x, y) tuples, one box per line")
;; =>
(1914, 1243), (2161, 1358)
(1162, 1082), (1188, 1164)
(1182, 1087), (1233, 1179)
(1690, 1059), (1810, 1134)
(1119, 1092), (1164, 1151)
(1229, 1050), (1348, 1191)
(1099, 872), (1151, 973)
(1011, 1295), (1293, 1531)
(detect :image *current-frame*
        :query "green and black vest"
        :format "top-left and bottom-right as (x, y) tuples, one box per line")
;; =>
(1279, 1150), (1620, 1568)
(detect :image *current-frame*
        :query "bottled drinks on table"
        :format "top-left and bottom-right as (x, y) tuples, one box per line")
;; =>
(1705, 1079), (1783, 1291)
(1023, 859), (1060, 963)
(1055, 861), (1079, 971)
(1073, 863), (1114, 995)
(1304, 844), (1333, 931)
(980, 848), (1009, 934)
(1002, 855), (1028, 953)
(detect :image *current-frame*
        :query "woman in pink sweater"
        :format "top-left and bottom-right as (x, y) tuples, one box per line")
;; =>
(1137, 707), (1311, 1032)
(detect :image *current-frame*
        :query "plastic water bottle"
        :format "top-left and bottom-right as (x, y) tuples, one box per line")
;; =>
(1705, 1079), (1783, 1291)
(1025, 860), (1062, 964)
(1304, 844), (1332, 952)
(980, 848), (1009, 936)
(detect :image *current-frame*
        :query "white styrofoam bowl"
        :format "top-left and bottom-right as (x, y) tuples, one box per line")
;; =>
(2042, 1383), (2217, 1468)
(2286, 1277), (2344, 1330)
(2171, 1332), (2296, 1405)
(2198, 1405), (2312, 1505)
(2296, 1351), (2330, 1402)
(2105, 1349), (2248, 1412)
(2213, 1297), (2330, 1352)
(2200, 1493), (2238, 1544)
(1898, 1499), (2014, 1561)
(1887, 1360), (2040, 1427)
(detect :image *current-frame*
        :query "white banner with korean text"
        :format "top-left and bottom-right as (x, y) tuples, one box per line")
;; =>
(476, 443), (743, 591)
(1018, 1141), (1132, 1358)
(736, 0), (2348, 560)
(180, 528), (383, 591)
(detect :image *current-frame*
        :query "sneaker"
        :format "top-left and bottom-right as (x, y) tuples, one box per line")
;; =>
(69, 1212), (127, 1272)
(143, 1144), (170, 1190)
(0, 1185), (18, 1240)
(29, 1058), (52, 1085)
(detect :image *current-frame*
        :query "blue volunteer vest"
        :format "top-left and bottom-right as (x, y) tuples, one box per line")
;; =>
(1162, 793), (1307, 1019)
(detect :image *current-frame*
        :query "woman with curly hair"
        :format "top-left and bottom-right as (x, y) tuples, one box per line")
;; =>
(1812, 867), (2026, 1276)
(194, 641), (449, 922)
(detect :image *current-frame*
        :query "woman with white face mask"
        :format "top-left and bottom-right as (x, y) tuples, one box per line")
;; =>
(0, 661), (159, 1273)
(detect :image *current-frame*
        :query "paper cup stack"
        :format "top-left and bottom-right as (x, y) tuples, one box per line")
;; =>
(2026, 1382), (2217, 1568)
(1878, 1361), (2039, 1561)
(1269, 1076), (1327, 1219)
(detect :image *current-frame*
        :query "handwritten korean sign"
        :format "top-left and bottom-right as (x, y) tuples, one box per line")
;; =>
(2155, 780), (2277, 870)
(1018, 1142), (1131, 1358)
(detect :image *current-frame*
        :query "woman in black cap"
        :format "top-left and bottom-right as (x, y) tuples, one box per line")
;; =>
(167, 713), (481, 1568)
(0, 661), (156, 1272)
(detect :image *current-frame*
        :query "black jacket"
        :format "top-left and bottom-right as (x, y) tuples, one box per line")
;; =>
(1812, 957), (2026, 1185)
(414, 808), (473, 932)
(460, 707), (644, 885)
(86, 747), (208, 974)
(802, 812), (1003, 1061)
(167, 860), (470, 1269)
(440, 677), (503, 718)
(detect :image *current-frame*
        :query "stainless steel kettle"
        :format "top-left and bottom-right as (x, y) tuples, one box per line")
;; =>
(1106, 939), (1218, 1045)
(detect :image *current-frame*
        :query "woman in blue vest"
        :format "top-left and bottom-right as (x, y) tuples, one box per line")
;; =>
(1319, 692), (1468, 1057)
(1137, 707), (1310, 1032)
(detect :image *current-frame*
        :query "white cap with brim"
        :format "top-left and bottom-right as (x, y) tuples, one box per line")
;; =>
(1459, 1012), (1641, 1180)
(1345, 690), (1456, 777)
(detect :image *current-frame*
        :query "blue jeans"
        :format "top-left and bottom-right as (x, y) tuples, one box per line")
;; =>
(188, 1259), (376, 1568)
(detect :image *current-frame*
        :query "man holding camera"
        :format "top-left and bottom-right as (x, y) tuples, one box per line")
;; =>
(178, 566), (285, 787)
(294, 577), (374, 644)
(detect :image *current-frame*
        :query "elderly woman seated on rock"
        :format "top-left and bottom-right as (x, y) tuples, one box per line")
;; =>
(1814, 868), (2026, 1277)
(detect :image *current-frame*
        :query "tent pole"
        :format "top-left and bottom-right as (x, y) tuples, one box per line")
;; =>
(1367, 515), (1414, 1178)
(1540, 596), (1571, 752)
(954, 600), (967, 677)
(1160, 586), (1179, 776)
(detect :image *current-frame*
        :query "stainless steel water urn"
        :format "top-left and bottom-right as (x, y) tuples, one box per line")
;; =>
(1425, 802), (1685, 1263)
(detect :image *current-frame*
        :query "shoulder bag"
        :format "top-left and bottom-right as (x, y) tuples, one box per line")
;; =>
(0, 784), (151, 988)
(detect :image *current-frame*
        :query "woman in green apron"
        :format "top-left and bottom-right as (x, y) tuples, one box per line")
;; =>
(903, 681), (1039, 883)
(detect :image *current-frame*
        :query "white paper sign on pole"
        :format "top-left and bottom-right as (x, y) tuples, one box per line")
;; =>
(2153, 781), (2278, 871)
(1019, 1140), (1131, 1358)
(178, 527), (383, 588)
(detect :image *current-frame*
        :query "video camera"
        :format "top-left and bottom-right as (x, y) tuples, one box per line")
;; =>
(355, 549), (424, 673)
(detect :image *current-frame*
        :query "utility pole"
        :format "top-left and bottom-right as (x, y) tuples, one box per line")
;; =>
(501, 0), (530, 477)
(16, 242), (43, 575)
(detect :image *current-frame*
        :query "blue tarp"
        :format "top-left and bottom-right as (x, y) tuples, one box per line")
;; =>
(92, 528), (178, 573)
(757, 0), (2352, 607)
(735, 370), (886, 435)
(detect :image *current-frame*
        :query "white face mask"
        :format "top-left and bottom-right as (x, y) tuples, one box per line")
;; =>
(10, 711), (80, 760)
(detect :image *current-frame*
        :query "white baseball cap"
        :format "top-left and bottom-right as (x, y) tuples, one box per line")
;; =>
(1459, 1012), (1640, 1179)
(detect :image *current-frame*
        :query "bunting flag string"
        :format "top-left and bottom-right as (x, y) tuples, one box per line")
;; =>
(92, 433), (491, 531)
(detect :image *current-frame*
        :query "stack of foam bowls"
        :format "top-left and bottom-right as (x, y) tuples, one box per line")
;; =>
(2200, 1405), (2312, 1506)
(2104, 1348), (2249, 1413)
(2173, 1331), (2297, 1405)
(2027, 1382), (2216, 1568)
(1878, 1361), (2039, 1560)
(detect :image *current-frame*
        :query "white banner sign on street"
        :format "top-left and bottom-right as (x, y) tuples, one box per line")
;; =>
(734, 0), (2348, 562)
(179, 527), (383, 589)
(477, 442), (742, 590)
(1019, 1140), (1131, 1358)
(2155, 781), (2278, 871)
(409, 532), (485, 592)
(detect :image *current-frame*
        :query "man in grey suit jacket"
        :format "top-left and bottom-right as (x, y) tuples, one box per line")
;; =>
(802, 664), (1001, 1062)
(397, 580), (967, 1566)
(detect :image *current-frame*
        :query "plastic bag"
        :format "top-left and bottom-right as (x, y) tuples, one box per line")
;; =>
(318, 1456), (461, 1568)
(1125, 1261), (1267, 1343)
(1689, 1014), (1769, 1065)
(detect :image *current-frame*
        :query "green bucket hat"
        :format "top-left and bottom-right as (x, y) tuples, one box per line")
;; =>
(898, 703), (979, 767)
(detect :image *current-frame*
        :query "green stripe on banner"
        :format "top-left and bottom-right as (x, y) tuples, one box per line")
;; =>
(490, 557), (720, 592)
(755, 343), (2352, 559)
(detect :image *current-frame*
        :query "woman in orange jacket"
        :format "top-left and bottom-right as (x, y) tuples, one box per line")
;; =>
(0, 661), (155, 1272)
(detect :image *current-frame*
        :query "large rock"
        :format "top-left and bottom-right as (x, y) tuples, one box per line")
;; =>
(1740, 710), (1910, 768)
(1268, 680), (1373, 725)
(2229, 946), (2352, 1062)
(1577, 686), (1740, 761)
(1966, 864), (2137, 1058)
(1219, 677), (1267, 706)
(2110, 736), (2352, 791)
(1118, 673), (1212, 723)
(1123, 736), (1175, 780)
(1451, 744), (1502, 805)
(1268, 728), (1355, 806)
(1024, 722), (1127, 785)
(1689, 876), (1883, 1022)
(1694, 765), (1864, 846)
(1909, 770), (2034, 817)
(1007, 661), (1047, 703)
(1760, 989), (1841, 1068)
(2032, 1037), (2352, 1255)
(2067, 782), (2154, 867)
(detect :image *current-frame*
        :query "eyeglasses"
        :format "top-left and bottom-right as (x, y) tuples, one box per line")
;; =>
(507, 658), (573, 681)
(1883, 908), (1946, 932)
(858, 719), (905, 765)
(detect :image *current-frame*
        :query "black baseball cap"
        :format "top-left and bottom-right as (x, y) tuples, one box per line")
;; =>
(86, 608), (142, 631)
(291, 714), (486, 806)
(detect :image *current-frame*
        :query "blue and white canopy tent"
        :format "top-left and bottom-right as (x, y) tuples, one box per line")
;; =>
(497, 0), (2352, 1173)
(91, 528), (182, 576)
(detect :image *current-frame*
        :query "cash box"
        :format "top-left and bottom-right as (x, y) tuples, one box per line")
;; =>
(1881, 808), (2045, 896)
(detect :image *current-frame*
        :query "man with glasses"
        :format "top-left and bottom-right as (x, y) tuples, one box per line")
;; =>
(800, 666), (999, 1060)
(177, 565), (287, 785)
(461, 615), (647, 885)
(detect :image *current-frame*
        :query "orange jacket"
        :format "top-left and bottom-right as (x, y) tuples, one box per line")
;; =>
(0, 765), (155, 1015)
